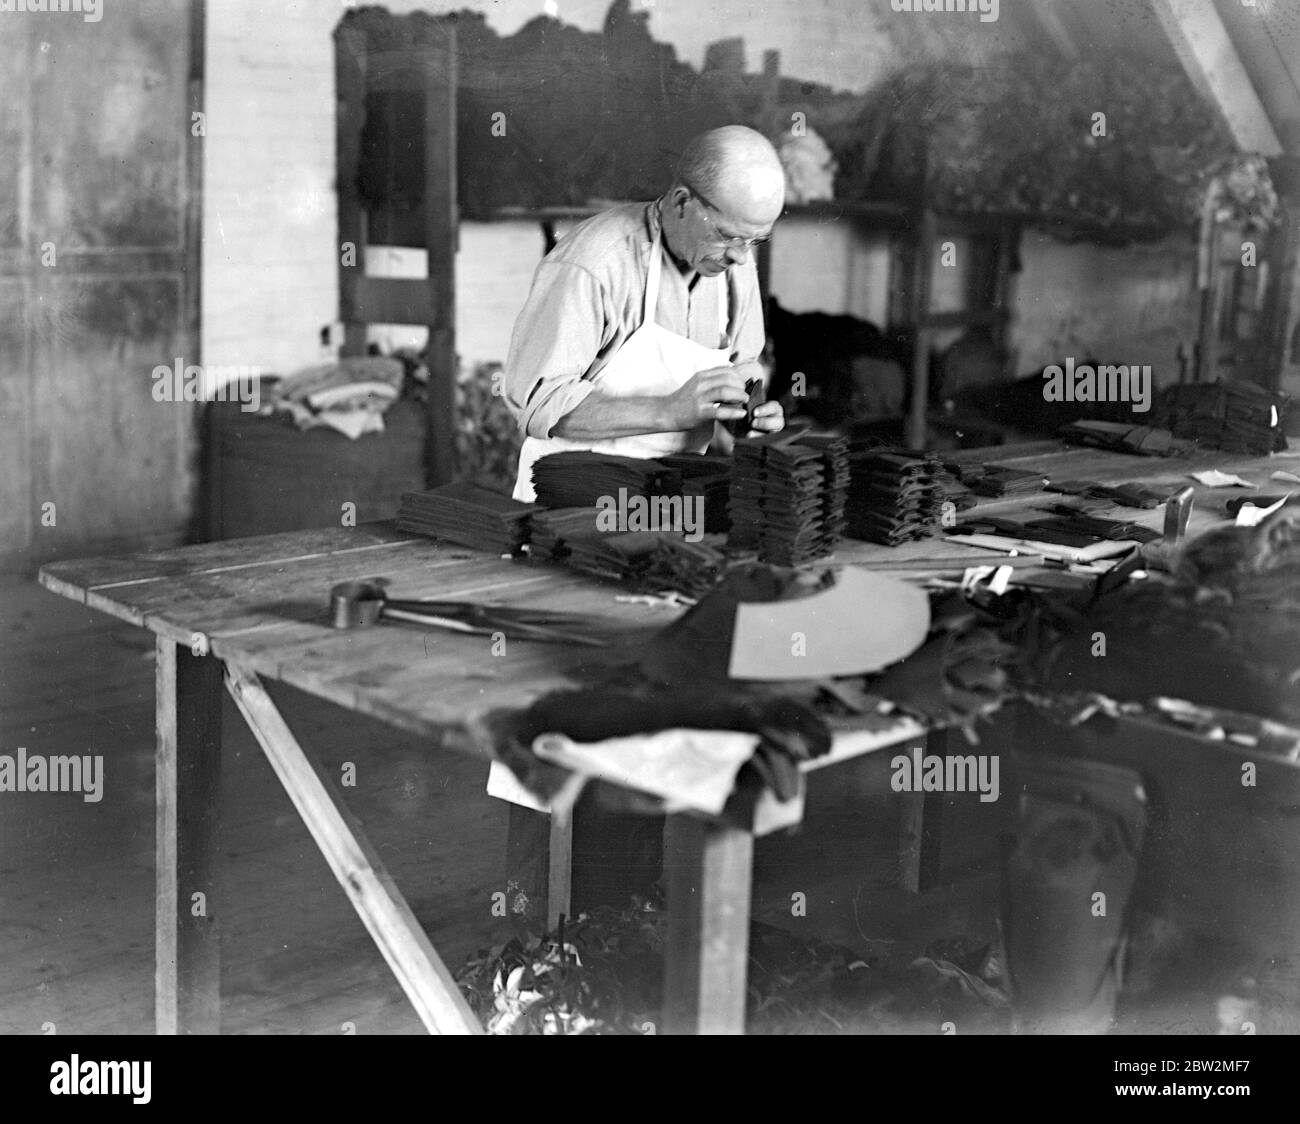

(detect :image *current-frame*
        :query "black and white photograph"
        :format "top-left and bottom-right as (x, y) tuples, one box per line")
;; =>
(1, 0), (1298, 1077)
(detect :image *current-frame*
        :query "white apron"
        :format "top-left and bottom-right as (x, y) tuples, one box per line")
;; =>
(512, 231), (731, 502)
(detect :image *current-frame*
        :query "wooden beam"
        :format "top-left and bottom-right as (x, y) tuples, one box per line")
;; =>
(1150, 0), (1282, 155)
(662, 814), (753, 1035)
(224, 662), (482, 1035)
(155, 638), (223, 1034)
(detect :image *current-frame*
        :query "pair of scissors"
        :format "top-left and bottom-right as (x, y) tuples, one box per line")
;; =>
(328, 580), (608, 647)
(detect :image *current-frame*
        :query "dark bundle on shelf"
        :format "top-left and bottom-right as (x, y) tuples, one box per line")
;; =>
(1159, 379), (1290, 456)
(845, 448), (944, 546)
(528, 506), (601, 561)
(531, 451), (675, 509)
(397, 481), (535, 553)
(727, 432), (848, 565)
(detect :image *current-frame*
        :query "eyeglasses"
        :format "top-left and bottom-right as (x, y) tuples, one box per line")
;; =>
(683, 182), (772, 251)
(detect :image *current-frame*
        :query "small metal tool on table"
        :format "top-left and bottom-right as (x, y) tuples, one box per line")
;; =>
(328, 580), (608, 646)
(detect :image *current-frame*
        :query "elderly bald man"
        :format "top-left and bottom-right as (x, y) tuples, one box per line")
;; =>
(504, 125), (787, 501)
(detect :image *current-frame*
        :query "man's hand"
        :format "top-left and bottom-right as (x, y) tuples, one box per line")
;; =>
(664, 366), (750, 429)
(748, 400), (784, 436)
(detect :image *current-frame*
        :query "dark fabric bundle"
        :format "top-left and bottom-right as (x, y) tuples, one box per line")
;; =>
(846, 447), (944, 546)
(531, 451), (675, 509)
(505, 685), (831, 802)
(397, 481), (535, 553)
(528, 506), (601, 561)
(1159, 378), (1289, 455)
(727, 432), (847, 565)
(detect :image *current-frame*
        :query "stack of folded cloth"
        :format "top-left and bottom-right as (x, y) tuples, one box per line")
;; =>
(641, 537), (729, 598)
(396, 481), (535, 553)
(1159, 379), (1289, 455)
(562, 531), (663, 583)
(728, 433), (848, 565)
(527, 506), (601, 561)
(845, 448), (944, 546)
(952, 462), (1046, 498)
(659, 454), (732, 533)
(532, 451), (675, 509)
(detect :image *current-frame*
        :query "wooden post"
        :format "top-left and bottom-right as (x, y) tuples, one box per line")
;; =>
(155, 638), (223, 1034)
(897, 733), (947, 893)
(422, 25), (458, 487)
(662, 814), (754, 1035)
(906, 210), (937, 449)
(335, 21), (368, 359)
(225, 662), (482, 1035)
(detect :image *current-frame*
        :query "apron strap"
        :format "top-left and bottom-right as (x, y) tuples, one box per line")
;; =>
(643, 232), (663, 327)
(644, 230), (731, 350)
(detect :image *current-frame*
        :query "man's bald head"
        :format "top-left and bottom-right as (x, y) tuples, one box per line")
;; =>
(675, 126), (785, 227)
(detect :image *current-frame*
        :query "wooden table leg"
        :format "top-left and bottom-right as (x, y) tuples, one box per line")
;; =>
(546, 811), (573, 931)
(897, 732), (947, 894)
(155, 638), (222, 1034)
(225, 662), (481, 1034)
(662, 814), (754, 1035)
(504, 804), (551, 928)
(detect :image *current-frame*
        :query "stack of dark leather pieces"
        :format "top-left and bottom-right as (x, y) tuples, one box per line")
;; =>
(642, 537), (729, 598)
(845, 448), (944, 546)
(659, 453), (732, 533)
(950, 505), (1161, 548)
(563, 531), (663, 583)
(397, 481), (535, 553)
(727, 432), (849, 565)
(532, 451), (676, 508)
(954, 462), (1046, 498)
(528, 506), (600, 561)
(1159, 378), (1289, 455)
(1046, 479), (1173, 510)
(1058, 420), (1194, 457)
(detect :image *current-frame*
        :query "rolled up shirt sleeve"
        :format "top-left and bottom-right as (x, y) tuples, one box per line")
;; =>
(503, 260), (609, 440)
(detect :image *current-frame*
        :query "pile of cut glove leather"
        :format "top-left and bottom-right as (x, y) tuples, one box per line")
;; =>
(529, 450), (732, 591)
(396, 481), (535, 553)
(727, 430), (849, 564)
(844, 447), (950, 545)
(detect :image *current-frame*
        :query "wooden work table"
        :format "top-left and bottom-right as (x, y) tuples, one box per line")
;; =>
(37, 438), (1298, 1034)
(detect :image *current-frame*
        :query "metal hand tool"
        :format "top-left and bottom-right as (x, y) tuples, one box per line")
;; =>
(328, 580), (608, 646)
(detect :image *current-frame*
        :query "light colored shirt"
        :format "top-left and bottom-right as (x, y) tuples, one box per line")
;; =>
(503, 199), (766, 439)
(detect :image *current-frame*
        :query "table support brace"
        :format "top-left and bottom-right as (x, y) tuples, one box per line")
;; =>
(224, 662), (481, 1035)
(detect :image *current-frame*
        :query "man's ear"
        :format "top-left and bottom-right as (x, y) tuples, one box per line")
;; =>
(667, 185), (691, 216)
